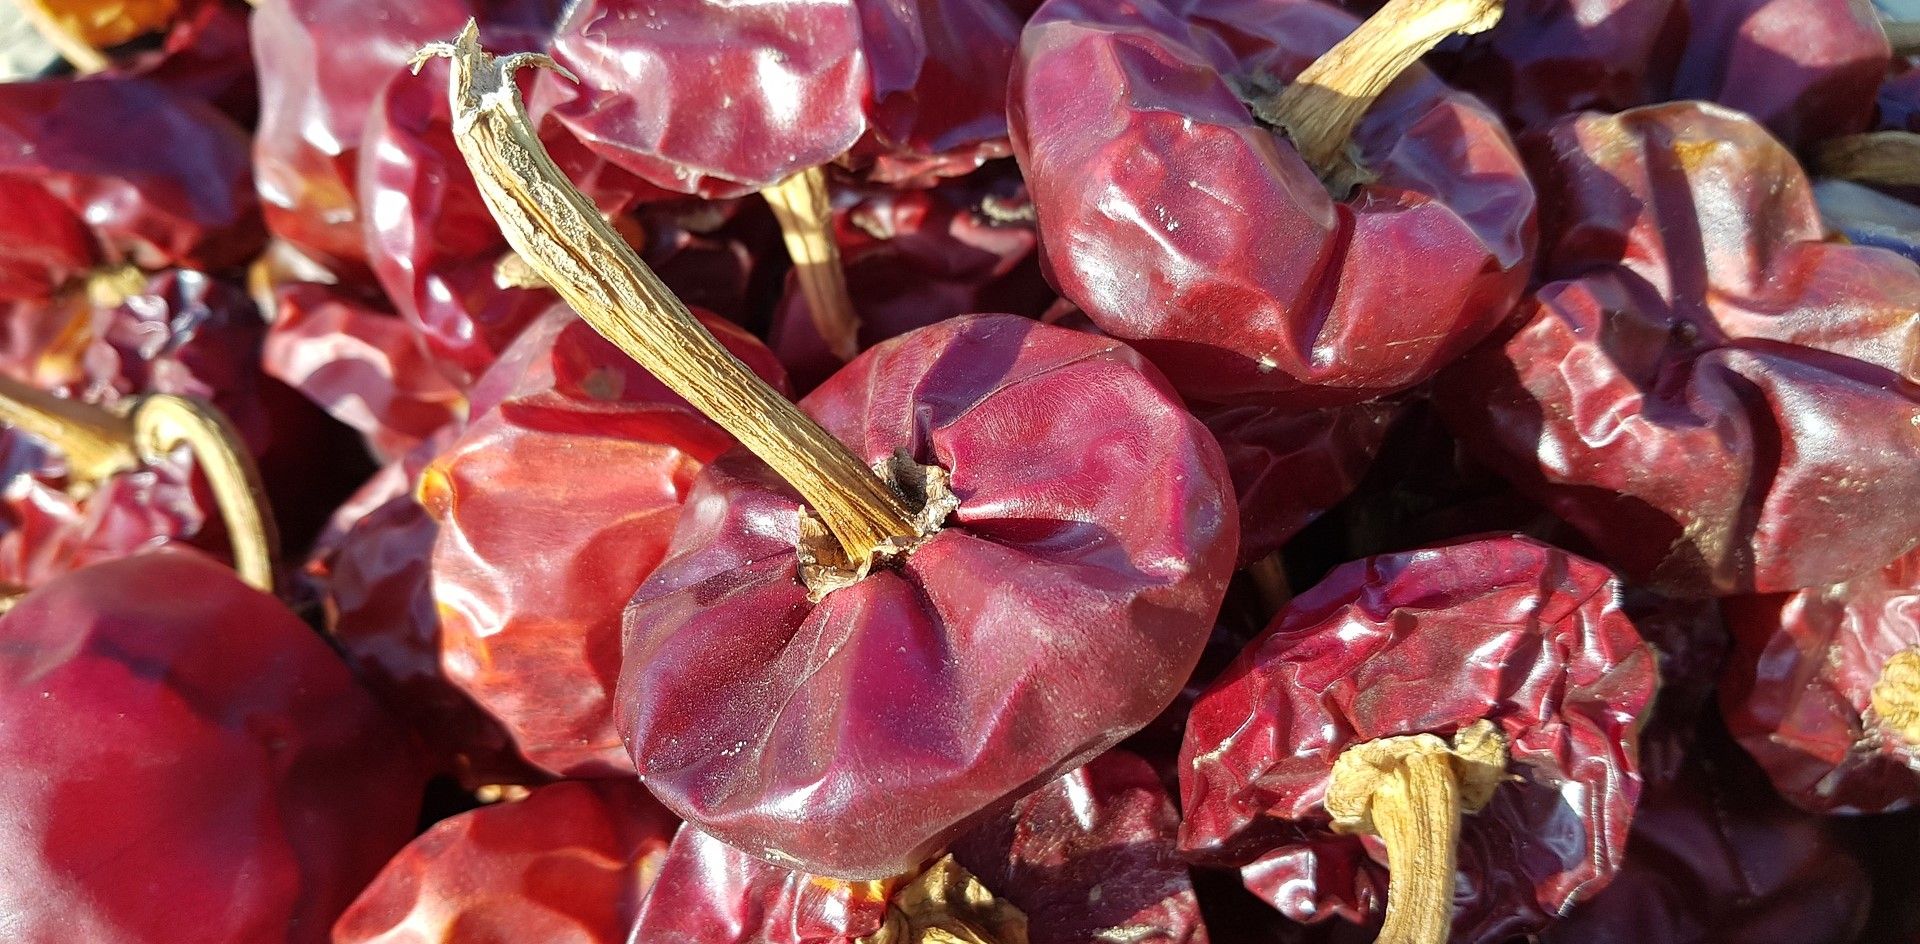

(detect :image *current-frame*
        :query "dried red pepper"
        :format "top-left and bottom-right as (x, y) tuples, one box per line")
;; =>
(417, 304), (788, 779)
(418, 29), (1237, 881)
(1180, 536), (1657, 943)
(1438, 101), (1920, 596)
(0, 548), (424, 943)
(1721, 544), (1920, 813)
(332, 780), (679, 943)
(1011, 0), (1535, 408)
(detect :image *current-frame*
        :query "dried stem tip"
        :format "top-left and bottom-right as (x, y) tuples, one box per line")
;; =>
(1815, 132), (1920, 188)
(1886, 19), (1920, 57)
(859, 856), (1028, 944)
(1325, 720), (1507, 944)
(1872, 648), (1920, 745)
(764, 166), (863, 363)
(1253, 0), (1502, 193)
(0, 374), (280, 593)
(413, 24), (921, 570)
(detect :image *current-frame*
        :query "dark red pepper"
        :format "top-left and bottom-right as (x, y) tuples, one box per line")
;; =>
(1010, 0), (1535, 408)
(618, 314), (1237, 879)
(332, 779), (679, 943)
(1721, 544), (1920, 813)
(0, 548), (425, 943)
(1438, 101), (1920, 596)
(1180, 536), (1657, 943)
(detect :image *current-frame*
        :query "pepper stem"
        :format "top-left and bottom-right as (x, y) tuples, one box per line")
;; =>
(414, 24), (922, 571)
(861, 856), (1029, 944)
(1886, 19), (1920, 57)
(1871, 648), (1920, 744)
(1252, 0), (1502, 193)
(0, 374), (279, 594)
(764, 166), (863, 363)
(11, 0), (110, 74)
(1324, 720), (1507, 944)
(1814, 132), (1920, 188)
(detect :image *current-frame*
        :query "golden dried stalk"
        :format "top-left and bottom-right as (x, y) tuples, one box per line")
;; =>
(1253, 0), (1503, 193)
(1325, 720), (1508, 944)
(413, 22), (922, 570)
(764, 166), (863, 362)
(1815, 132), (1920, 188)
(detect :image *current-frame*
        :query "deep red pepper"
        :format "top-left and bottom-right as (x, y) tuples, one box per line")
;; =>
(617, 314), (1237, 879)
(1010, 0), (1536, 409)
(1180, 536), (1657, 943)
(536, 0), (1023, 198)
(417, 304), (787, 779)
(0, 548), (425, 943)
(1438, 101), (1920, 596)
(332, 780), (679, 943)
(1721, 544), (1920, 813)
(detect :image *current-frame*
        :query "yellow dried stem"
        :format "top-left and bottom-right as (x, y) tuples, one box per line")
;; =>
(1886, 19), (1920, 57)
(414, 23), (921, 570)
(859, 856), (1029, 944)
(11, 0), (111, 73)
(1325, 720), (1508, 944)
(1815, 132), (1920, 188)
(0, 372), (138, 488)
(1253, 0), (1503, 193)
(764, 166), (862, 362)
(0, 375), (278, 593)
(127, 395), (280, 594)
(1871, 648), (1920, 745)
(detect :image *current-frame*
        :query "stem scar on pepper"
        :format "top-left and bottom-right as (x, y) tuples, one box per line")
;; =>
(1324, 719), (1508, 944)
(857, 856), (1029, 944)
(1871, 649), (1920, 745)
(0, 374), (280, 593)
(412, 22), (934, 584)
(1248, 0), (1503, 195)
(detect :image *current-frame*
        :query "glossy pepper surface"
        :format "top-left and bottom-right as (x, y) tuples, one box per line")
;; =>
(536, 0), (1023, 198)
(332, 780), (678, 943)
(618, 314), (1237, 879)
(1180, 536), (1657, 943)
(1721, 544), (1920, 813)
(0, 549), (424, 943)
(420, 305), (788, 779)
(1439, 101), (1920, 596)
(1010, 0), (1536, 408)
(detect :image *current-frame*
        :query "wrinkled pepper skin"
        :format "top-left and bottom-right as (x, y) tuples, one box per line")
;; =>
(251, 0), (563, 270)
(0, 76), (259, 301)
(1442, 0), (1886, 147)
(1721, 545), (1920, 814)
(619, 314), (1237, 879)
(537, 0), (1022, 198)
(952, 750), (1210, 944)
(1540, 731), (1872, 944)
(1180, 536), (1657, 943)
(420, 307), (788, 779)
(630, 825), (895, 944)
(333, 780), (679, 944)
(1439, 102), (1920, 597)
(0, 549), (425, 943)
(1011, 0), (1536, 409)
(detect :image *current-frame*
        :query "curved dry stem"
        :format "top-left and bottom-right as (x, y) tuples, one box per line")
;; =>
(1886, 19), (1920, 57)
(1252, 0), (1503, 193)
(1325, 720), (1507, 944)
(764, 166), (862, 362)
(415, 22), (922, 571)
(127, 395), (280, 594)
(858, 856), (1028, 944)
(1815, 132), (1920, 188)
(0, 373), (137, 489)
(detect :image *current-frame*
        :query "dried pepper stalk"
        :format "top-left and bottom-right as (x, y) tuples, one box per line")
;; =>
(418, 23), (1235, 879)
